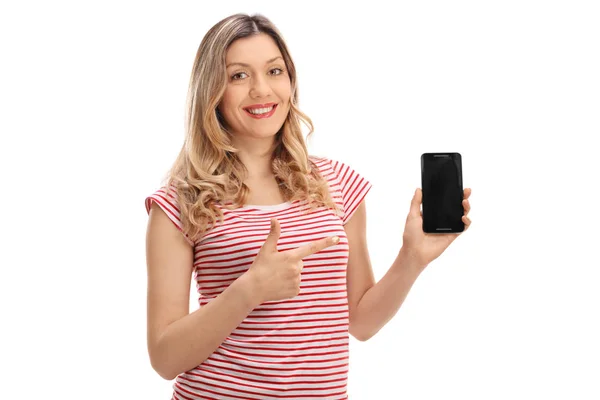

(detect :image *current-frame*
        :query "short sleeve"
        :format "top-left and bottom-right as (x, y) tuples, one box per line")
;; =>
(328, 159), (373, 224)
(145, 186), (195, 246)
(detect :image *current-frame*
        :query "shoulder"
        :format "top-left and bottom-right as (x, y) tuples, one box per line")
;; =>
(308, 155), (331, 169)
(145, 184), (195, 246)
(145, 184), (181, 218)
(308, 155), (364, 184)
(308, 155), (342, 178)
(313, 156), (372, 224)
(308, 156), (338, 188)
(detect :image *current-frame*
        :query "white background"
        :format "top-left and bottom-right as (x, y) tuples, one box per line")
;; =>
(1, 1), (599, 399)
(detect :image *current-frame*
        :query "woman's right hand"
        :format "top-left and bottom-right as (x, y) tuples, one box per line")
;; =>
(246, 218), (339, 304)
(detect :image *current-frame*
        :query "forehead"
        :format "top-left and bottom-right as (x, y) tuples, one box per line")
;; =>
(225, 33), (283, 65)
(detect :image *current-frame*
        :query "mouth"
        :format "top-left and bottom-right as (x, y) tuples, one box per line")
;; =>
(243, 103), (278, 119)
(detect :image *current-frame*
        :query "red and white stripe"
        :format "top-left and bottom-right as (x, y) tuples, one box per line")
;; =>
(146, 157), (372, 399)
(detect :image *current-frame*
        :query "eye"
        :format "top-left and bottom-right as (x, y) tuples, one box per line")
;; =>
(231, 71), (248, 80)
(269, 68), (284, 76)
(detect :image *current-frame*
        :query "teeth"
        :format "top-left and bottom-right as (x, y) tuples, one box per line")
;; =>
(247, 106), (274, 115)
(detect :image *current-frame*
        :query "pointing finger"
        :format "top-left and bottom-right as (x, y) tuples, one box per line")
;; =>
(288, 236), (339, 260)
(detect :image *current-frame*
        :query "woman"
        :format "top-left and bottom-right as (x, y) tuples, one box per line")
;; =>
(145, 13), (472, 399)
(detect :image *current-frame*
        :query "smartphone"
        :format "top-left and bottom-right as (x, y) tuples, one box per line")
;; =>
(421, 152), (464, 233)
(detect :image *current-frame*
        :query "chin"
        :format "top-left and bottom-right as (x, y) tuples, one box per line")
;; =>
(246, 123), (285, 139)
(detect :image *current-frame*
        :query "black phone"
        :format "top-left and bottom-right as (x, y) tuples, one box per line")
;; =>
(421, 152), (464, 233)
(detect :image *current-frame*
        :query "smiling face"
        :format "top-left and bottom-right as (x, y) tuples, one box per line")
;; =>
(218, 33), (292, 141)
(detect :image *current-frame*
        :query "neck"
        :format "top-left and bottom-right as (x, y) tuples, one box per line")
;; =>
(231, 136), (276, 179)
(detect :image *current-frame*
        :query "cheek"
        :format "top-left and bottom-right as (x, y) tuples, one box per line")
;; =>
(274, 82), (292, 109)
(219, 91), (234, 114)
(278, 81), (292, 101)
(217, 92), (242, 129)
(220, 86), (245, 114)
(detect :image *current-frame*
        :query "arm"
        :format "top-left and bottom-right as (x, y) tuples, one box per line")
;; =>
(345, 201), (425, 342)
(345, 188), (472, 341)
(146, 202), (259, 380)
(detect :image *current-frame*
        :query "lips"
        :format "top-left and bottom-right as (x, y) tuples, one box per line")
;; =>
(243, 103), (278, 119)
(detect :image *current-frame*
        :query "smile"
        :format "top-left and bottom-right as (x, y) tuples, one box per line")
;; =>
(243, 103), (278, 119)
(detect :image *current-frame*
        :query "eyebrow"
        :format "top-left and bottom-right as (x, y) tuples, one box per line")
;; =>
(226, 56), (283, 69)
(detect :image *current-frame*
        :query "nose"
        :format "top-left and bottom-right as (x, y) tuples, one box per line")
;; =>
(249, 75), (271, 98)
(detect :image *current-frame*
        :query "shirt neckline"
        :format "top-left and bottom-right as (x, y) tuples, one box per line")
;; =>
(238, 201), (295, 211)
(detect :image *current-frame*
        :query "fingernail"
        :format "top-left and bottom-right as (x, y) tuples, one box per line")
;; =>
(331, 236), (339, 244)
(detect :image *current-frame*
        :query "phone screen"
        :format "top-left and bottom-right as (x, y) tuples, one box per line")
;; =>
(421, 153), (464, 233)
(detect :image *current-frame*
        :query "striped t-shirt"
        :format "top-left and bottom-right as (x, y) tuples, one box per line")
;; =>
(145, 156), (372, 400)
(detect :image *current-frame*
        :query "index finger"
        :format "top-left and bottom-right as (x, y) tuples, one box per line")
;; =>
(287, 236), (340, 260)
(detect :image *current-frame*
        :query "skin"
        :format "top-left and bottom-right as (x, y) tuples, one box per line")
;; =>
(218, 33), (291, 190)
(145, 32), (472, 380)
(345, 189), (471, 341)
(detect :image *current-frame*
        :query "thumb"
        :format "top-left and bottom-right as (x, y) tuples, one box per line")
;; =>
(261, 218), (281, 253)
(409, 188), (422, 218)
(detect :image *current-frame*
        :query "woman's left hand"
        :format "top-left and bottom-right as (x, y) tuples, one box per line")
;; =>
(401, 188), (472, 270)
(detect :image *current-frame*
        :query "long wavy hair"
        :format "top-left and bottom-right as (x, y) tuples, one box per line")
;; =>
(162, 13), (339, 242)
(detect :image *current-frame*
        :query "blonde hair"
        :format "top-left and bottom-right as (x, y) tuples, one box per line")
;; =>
(162, 13), (338, 242)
